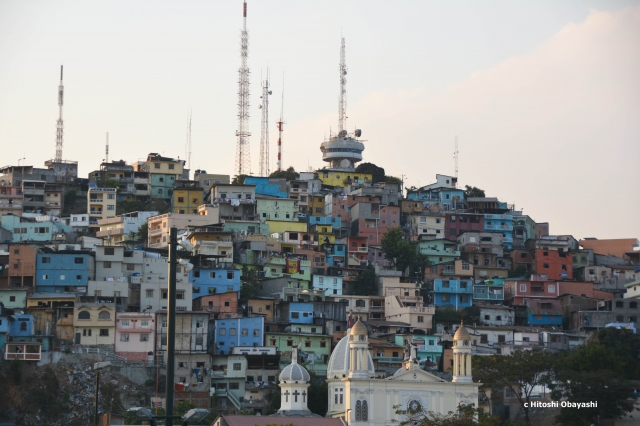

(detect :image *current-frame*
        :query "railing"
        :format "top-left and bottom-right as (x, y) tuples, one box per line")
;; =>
(435, 286), (473, 294)
(375, 356), (403, 363)
(4, 351), (41, 361)
(83, 347), (128, 362)
(149, 228), (163, 235)
(226, 390), (243, 410)
(369, 306), (384, 311)
(89, 198), (104, 203)
(474, 292), (503, 300)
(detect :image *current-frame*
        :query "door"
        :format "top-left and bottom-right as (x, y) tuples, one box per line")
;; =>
(75, 333), (81, 344)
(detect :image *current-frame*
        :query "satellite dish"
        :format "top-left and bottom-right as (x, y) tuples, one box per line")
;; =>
(355, 129), (362, 137)
(258, 105), (262, 109)
(268, 91), (272, 95)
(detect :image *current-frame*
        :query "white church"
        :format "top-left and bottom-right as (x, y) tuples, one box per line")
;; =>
(213, 317), (479, 426)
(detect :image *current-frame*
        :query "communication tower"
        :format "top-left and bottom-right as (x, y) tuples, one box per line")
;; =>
(454, 135), (459, 184)
(276, 75), (284, 172)
(235, 1), (251, 176)
(54, 66), (64, 162)
(259, 71), (272, 176)
(186, 110), (192, 172)
(105, 132), (109, 163)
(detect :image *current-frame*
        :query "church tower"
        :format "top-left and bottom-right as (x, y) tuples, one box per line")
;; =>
(277, 345), (313, 416)
(348, 316), (371, 379)
(452, 321), (473, 383)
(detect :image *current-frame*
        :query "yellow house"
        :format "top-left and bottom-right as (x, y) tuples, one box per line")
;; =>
(172, 186), (204, 214)
(73, 302), (116, 346)
(87, 187), (117, 232)
(266, 220), (307, 236)
(142, 153), (185, 176)
(317, 170), (372, 187)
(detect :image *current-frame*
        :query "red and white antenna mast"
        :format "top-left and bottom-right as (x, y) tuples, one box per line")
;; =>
(55, 65), (64, 162)
(276, 75), (284, 172)
(235, 1), (251, 176)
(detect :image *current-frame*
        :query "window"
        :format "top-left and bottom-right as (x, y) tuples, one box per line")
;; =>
(498, 335), (506, 343)
(9, 296), (15, 302)
(484, 315), (490, 320)
(195, 336), (203, 346)
(253, 329), (260, 336)
(543, 263), (549, 269)
(242, 329), (248, 336)
(417, 316), (424, 323)
(154, 163), (160, 169)
(168, 164), (175, 170)
(616, 301), (624, 308)
(320, 341), (327, 348)
(233, 363), (241, 371)
(230, 328), (237, 336)
(227, 271), (234, 279)
(176, 291), (185, 300)
(548, 284), (555, 293)
(78, 311), (90, 320)
(442, 294), (450, 302)
(631, 302), (638, 309)
(141, 320), (149, 326)
(42, 257), (51, 264)
(121, 334), (129, 341)
(291, 312), (300, 319)
(100, 329), (109, 336)
(287, 339), (294, 346)
(146, 289), (154, 298)
(219, 328), (226, 335)
(103, 261), (112, 269)
(229, 382), (239, 390)
(519, 284), (527, 292)
(460, 295), (469, 303)
(480, 334), (488, 343)
(104, 247), (115, 255)
(95, 290), (102, 297)
(496, 315), (502, 321)
(178, 197), (184, 203)
(98, 311), (111, 320)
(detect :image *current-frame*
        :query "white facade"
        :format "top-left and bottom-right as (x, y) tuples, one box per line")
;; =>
(140, 257), (192, 312)
(313, 275), (343, 296)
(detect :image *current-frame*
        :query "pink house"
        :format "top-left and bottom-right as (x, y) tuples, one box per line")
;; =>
(114, 312), (155, 362)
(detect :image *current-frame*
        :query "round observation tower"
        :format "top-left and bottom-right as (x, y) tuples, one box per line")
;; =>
(320, 129), (365, 171)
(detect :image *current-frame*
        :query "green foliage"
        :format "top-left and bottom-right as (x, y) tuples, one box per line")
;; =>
(434, 306), (481, 328)
(240, 264), (262, 300)
(384, 175), (402, 185)
(306, 370), (328, 416)
(473, 350), (556, 426)
(354, 162), (385, 183)
(546, 328), (640, 425)
(352, 268), (378, 296)
(269, 166), (299, 181)
(98, 178), (121, 189)
(380, 227), (429, 275)
(136, 223), (148, 243)
(63, 189), (77, 213)
(394, 403), (505, 426)
(232, 174), (248, 184)
(508, 265), (528, 278)
(27, 368), (63, 418)
(464, 185), (485, 198)
(10, 359), (23, 384)
(117, 199), (147, 216)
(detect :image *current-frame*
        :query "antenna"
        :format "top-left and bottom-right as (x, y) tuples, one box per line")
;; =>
(54, 65), (64, 162)
(338, 37), (347, 133)
(276, 73), (284, 172)
(454, 135), (459, 183)
(105, 132), (109, 163)
(186, 109), (192, 174)
(259, 69), (272, 177)
(235, 1), (251, 176)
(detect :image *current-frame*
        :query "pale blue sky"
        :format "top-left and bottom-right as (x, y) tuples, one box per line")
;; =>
(1, 1), (638, 239)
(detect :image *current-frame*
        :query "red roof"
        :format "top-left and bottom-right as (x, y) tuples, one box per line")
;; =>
(216, 415), (345, 426)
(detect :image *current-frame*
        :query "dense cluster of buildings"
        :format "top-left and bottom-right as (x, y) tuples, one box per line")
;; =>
(1, 151), (638, 424)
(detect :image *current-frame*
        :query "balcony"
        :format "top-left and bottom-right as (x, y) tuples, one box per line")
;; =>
(149, 228), (164, 235)
(96, 228), (125, 237)
(417, 344), (443, 353)
(474, 292), (504, 300)
(369, 306), (384, 311)
(89, 198), (104, 203)
(435, 286), (473, 294)
(89, 210), (103, 216)
(23, 188), (45, 196)
(23, 200), (45, 207)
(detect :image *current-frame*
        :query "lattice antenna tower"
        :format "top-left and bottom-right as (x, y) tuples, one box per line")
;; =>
(105, 132), (109, 163)
(235, 1), (251, 176)
(276, 74), (284, 172)
(454, 135), (459, 183)
(55, 65), (64, 162)
(186, 109), (192, 172)
(338, 37), (347, 133)
(259, 70), (272, 176)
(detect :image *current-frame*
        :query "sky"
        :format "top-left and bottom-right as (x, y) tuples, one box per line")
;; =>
(0, 0), (639, 240)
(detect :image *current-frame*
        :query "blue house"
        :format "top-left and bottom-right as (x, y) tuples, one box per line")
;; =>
(0, 312), (9, 349)
(286, 302), (314, 324)
(483, 214), (513, 249)
(1, 215), (71, 242)
(214, 317), (264, 355)
(433, 278), (473, 310)
(36, 252), (94, 293)
(325, 243), (347, 267)
(307, 215), (341, 228)
(245, 176), (288, 198)
(9, 314), (34, 337)
(190, 266), (240, 298)
(526, 299), (563, 327)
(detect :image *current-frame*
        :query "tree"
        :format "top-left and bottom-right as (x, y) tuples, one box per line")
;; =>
(232, 174), (248, 184)
(473, 350), (555, 426)
(269, 166), (299, 181)
(353, 268), (377, 296)
(546, 328), (640, 425)
(384, 175), (402, 185)
(380, 227), (428, 275)
(393, 403), (504, 426)
(306, 370), (328, 416)
(136, 223), (148, 244)
(508, 265), (528, 278)
(355, 162), (385, 183)
(464, 185), (485, 198)
(63, 189), (77, 213)
(240, 265), (262, 300)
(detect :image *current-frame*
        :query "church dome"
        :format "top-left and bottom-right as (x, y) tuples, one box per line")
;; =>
(327, 331), (375, 378)
(279, 361), (310, 383)
(350, 316), (367, 336)
(453, 323), (471, 341)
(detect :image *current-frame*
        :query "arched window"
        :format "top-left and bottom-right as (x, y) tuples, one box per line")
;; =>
(355, 400), (362, 421)
(362, 400), (368, 421)
(78, 311), (90, 320)
(98, 311), (111, 320)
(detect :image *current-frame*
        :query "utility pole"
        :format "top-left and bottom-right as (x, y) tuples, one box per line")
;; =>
(165, 227), (178, 426)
